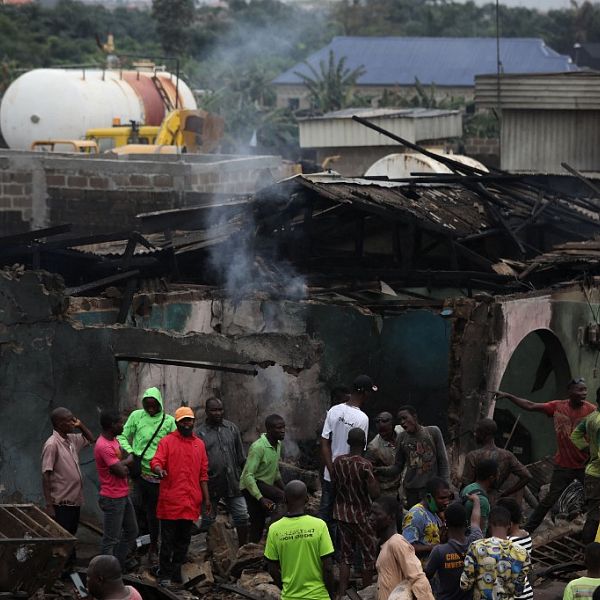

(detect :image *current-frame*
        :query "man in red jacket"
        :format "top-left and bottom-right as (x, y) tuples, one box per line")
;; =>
(151, 407), (211, 586)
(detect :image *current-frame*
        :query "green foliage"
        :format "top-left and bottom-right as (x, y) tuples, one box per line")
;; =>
(464, 110), (500, 139)
(294, 50), (366, 113)
(0, 0), (160, 68)
(152, 0), (194, 56)
(379, 79), (466, 110)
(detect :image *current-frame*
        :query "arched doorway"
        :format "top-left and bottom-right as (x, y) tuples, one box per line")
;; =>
(494, 329), (571, 463)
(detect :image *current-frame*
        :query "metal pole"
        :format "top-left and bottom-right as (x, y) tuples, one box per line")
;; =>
(175, 58), (180, 109)
(114, 355), (258, 376)
(496, 0), (502, 158)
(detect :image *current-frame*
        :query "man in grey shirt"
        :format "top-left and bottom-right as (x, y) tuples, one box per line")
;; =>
(197, 398), (249, 546)
(377, 405), (449, 508)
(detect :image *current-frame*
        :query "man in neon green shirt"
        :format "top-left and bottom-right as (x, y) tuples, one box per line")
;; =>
(240, 414), (286, 542)
(563, 542), (600, 600)
(265, 480), (334, 600)
(571, 390), (600, 544)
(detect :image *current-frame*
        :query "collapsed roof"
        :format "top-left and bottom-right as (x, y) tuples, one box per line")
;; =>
(2, 118), (600, 313)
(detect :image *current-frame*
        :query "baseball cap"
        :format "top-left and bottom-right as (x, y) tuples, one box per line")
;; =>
(175, 406), (195, 422)
(353, 374), (378, 393)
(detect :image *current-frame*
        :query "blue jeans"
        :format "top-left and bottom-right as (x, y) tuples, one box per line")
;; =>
(99, 495), (138, 568)
(201, 495), (249, 529)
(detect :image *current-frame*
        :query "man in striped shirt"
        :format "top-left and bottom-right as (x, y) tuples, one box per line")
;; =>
(332, 427), (380, 598)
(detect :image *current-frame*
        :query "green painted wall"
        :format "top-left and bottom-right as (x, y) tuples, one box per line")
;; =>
(307, 305), (452, 433)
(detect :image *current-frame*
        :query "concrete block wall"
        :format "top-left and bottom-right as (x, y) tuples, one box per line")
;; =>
(464, 136), (500, 168)
(0, 150), (288, 234)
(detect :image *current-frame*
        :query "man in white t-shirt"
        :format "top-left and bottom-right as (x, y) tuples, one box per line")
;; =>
(319, 374), (376, 529)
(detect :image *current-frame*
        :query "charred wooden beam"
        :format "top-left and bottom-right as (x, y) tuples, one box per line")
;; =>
(0, 224), (72, 249)
(64, 270), (140, 296)
(561, 162), (600, 200)
(115, 355), (259, 376)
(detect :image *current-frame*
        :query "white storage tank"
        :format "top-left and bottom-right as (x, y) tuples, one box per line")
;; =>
(364, 152), (488, 178)
(0, 68), (197, 150)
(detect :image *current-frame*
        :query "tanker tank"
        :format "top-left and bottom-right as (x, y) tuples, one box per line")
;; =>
(0, 68), (197, 150)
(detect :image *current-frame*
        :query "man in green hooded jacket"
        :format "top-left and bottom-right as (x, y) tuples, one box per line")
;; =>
(118, 387), (176, 562)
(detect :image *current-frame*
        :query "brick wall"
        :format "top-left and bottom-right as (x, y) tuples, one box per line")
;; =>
(463, 137), (500, 169)
(0, 151), (289, 234)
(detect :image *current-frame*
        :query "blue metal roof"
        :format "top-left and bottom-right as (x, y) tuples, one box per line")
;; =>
(273, 37), (577, 87)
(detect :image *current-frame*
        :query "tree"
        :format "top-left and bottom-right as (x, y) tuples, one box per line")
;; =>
(294, 50), (366, 114)
(152, 0), (195, 56)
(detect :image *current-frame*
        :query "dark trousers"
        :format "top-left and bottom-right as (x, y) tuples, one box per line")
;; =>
(243, 481), (285, 543)
(53, 505), (80, 570)
(133, 478), (160, 545)
(583, 474), (600, 544)
(318, 479), (338, 552)
(525, 466), (584, 532)
(159, 519), (193, 581)
(99, 495), (139, 569)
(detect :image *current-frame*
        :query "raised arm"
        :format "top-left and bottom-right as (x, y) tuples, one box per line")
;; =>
(73, 418), (95, 444)
(468, 493), (481, 531)
(495, 391), (547, 412)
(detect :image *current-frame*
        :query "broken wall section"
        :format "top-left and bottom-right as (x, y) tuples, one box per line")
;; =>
(71, 292), (455, 467)
(0, 150), (289, 234)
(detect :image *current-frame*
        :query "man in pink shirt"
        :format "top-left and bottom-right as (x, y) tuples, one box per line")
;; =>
(94, 411), (138, 570)
(41, 406), (95, 571)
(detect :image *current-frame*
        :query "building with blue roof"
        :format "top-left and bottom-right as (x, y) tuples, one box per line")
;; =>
(273, 36), (577, 110)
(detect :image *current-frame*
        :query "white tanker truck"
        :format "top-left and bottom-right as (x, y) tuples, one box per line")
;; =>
(0, 67), (198, 151)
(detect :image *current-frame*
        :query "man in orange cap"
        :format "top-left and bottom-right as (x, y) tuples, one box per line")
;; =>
(151, 406), (211, 586)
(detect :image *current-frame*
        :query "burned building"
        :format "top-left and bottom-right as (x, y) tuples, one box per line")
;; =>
(2, 128), (600, 527)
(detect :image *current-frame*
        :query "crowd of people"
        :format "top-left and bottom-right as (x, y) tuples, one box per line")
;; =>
(38, 375), (600, 600)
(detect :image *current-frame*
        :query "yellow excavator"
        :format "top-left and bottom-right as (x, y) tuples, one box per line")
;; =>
(31, 109), (225, 156)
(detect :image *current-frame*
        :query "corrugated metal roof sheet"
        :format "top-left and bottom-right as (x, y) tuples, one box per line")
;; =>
(501, 110), (600, 173)
(300, 107), (459, 120)
(298, 109), (462, 148)
(476, 72), (600, 109)
(273, 37), (577, 87)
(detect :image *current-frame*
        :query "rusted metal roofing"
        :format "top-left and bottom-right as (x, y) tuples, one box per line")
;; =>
(293, 174), (489, 236)
(532, 239), (600, 266)
(283, 173), (600, 240)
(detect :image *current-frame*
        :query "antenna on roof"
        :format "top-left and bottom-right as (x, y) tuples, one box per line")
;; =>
(496, 0), (502, 158)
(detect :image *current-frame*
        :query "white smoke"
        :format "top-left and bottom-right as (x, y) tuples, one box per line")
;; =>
(206, 198), (307, 301)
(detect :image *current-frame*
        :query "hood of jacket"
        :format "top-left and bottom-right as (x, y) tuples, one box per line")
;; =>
(142, 386), (164, 414)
